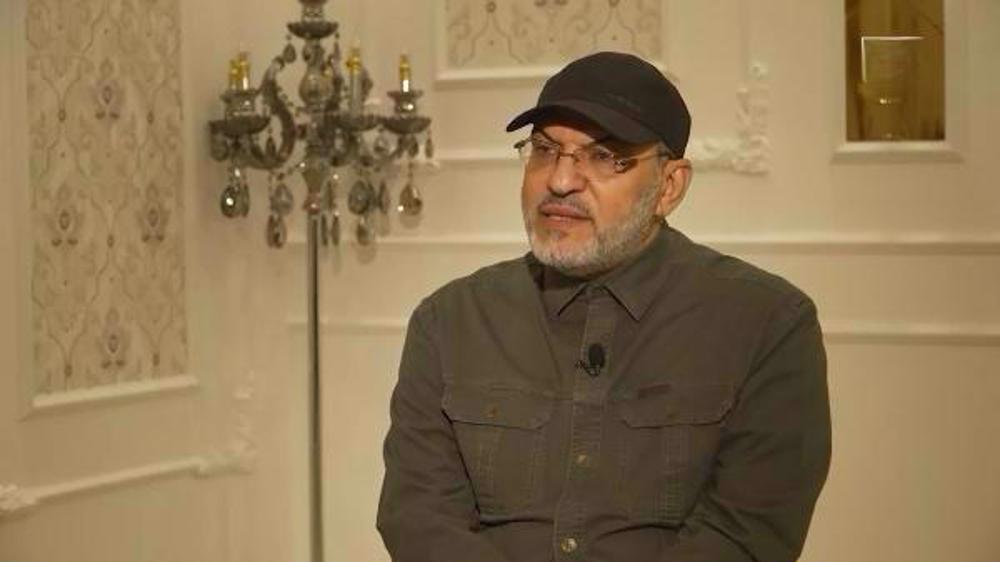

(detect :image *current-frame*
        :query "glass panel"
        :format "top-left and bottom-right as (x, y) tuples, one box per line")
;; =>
(845, 0), (944, 141)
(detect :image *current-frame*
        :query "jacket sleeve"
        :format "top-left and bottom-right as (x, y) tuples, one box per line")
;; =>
(659, 297), (832, 562)
(377, 298), (512, 562)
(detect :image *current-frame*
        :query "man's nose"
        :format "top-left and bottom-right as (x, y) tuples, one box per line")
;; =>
(547, 153), (586, 195)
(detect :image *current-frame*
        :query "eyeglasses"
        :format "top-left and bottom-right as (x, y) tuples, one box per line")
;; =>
(514, 135), (672, 180)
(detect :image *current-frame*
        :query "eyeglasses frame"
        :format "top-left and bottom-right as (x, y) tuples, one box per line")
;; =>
(513, 135), (675, 178)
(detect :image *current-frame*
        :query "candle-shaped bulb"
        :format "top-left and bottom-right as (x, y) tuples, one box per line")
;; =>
(228, 58), (241, 90)
(346, 46), (363, 114)
(346, 46), (362, 76)
(236, 51), (251, 90)
(399, 54), (411, 93)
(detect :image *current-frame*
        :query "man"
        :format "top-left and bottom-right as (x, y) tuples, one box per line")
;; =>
(377, 51), (830, 562)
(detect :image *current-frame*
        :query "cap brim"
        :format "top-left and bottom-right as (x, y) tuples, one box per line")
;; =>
(505, 99), (659, 144)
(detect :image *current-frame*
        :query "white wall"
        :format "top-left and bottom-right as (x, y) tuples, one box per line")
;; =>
(2, 1), (999, 562)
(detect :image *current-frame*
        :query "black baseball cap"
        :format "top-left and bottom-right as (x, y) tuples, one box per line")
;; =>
(506, 51), (691, 156)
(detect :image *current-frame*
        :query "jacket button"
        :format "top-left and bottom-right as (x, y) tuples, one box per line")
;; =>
(559, 537), (578, 553)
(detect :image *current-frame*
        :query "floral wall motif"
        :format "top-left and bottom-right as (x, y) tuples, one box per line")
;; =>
(26, 0), (187, 394)
(445, 0), (662, 69)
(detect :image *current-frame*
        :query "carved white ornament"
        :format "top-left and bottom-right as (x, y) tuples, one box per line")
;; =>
(0, 483), (38, 516)
(686, 62), (770, 175)
(195, 445), (256, 477)
(197, 370), (258, 477)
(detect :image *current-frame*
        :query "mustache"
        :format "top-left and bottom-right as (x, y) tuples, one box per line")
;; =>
(536, 195), (592, 218)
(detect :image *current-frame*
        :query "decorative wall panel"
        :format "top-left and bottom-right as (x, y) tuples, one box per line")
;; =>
(444, 0), (663, 71)
(439, 2), (771, 174)
(26, 0), (187, 395)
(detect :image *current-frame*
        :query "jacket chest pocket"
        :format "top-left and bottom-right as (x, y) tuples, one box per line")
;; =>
(614, 383), (733, 526)
(442, 385), (553, 515)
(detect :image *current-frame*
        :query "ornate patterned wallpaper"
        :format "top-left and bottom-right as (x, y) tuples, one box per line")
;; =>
(26, 0), (187, 394)
(445, 0), (662, 69)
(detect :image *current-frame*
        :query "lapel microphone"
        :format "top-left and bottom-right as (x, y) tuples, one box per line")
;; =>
(580, 342), (606, 377)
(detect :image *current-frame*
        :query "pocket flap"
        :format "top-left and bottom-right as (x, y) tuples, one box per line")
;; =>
(443, 385), (553, 429)
(618, 383), (733, 427)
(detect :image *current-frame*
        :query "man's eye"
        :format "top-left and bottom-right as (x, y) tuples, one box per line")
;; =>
(587, 147), (616, 163)
(532, 142), (559, 156)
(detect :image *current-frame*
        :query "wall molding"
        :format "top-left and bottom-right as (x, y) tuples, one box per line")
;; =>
(823, 323), (1000, 347)
(0, 447), (254, 520)
(832, 141), (964, 164)
(3, 371), (258, 520)
(434, 64), (572, 88)
(291, 316), (1000, 348)
(299, 233), (1000, 256)
(25, 374), (200, 417)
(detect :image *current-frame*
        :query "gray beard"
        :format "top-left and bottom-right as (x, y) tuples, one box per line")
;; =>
(525, 182), (661, 278)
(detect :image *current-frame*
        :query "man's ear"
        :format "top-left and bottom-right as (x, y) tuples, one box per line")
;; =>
(655, 158), (693, 218)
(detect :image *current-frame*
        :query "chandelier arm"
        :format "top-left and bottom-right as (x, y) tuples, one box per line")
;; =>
(236, 59), (299, 171)
(208, 121), (234, 162)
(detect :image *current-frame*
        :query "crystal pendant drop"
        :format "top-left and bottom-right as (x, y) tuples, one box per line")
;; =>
(377, 180), (390, 214)
(234, 180), (251, 217)
(398, 181), (423, 216)
(321, 180), (335, 212)
(373, 130), (391, 159)
(220, 183), (241, 218)
(357, 142), (375, 167)
(266, 213), (287, 248)
(282, 43), (297, 64)
(424, 133), (434, 159)
(271, 182), (294, 216)
(356, 213), (374, 246)
(348, 179), (372, 215)
(330, 207), (341, 246)
(320, 213), (330, 246)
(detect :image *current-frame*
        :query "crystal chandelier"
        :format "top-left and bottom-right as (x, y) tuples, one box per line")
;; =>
(208, 0), (432, 248)
(205, 2), (433, 561)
